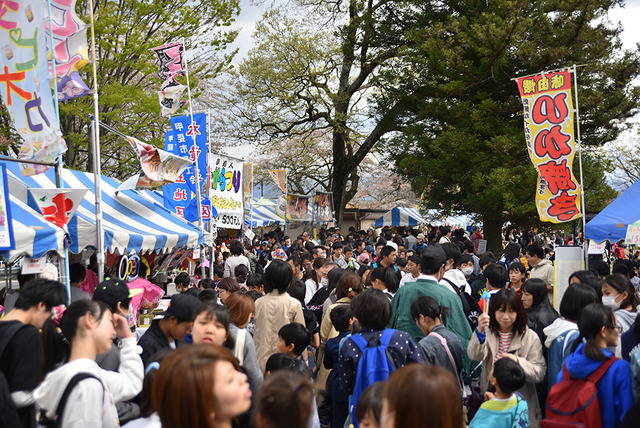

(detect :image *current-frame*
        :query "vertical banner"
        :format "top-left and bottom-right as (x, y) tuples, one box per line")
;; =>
(151, 42), (187, 117)
(243, 162), (252, 231)
(314, 192), (333, 223)
(0, 164), (14, 250)
(268, 169), (287, 193)
(516, 71), (581, 223)
(208, 154), (244, 229)
(47, 0), (90, 101)
(286, 194), (310, 221)
(0, 0), (67, 176)
(162, 113), (211, 222)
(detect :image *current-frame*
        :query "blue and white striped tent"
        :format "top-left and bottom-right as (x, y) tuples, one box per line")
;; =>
(248, 199), (318, 228)
(6, 163), (204, 255)
(423, 209), (478, 228)
(374, 207), (425, 227)
(0, 195), (66, 263)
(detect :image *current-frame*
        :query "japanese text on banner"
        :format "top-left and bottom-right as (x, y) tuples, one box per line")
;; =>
(209, 153), (244, 229)
(516, 71), (581, 223)
(162, 113), (211, 222)
(0, 1), (67, 176)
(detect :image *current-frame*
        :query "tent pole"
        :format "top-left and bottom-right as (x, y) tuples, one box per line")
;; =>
(47, 0), (71, 301)
(573, 64), (588, 268)
(181, 38), (205, 280)
(88, 0), (105, 282)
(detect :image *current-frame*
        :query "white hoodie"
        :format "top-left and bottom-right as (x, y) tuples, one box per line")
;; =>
(34, 337), (144, 427)
(543, 317), (577, 349)
(440, 269), (472, 295)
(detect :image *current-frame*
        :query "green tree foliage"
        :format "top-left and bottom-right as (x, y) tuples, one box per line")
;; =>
(59, 0), (239, 178)
(381, 0), (639, 251)
(230, 2), (424, 224)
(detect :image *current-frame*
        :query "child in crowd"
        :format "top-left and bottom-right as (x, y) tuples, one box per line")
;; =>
(324, 305), (354, 428)
(254, 260), (305, 371)
(246, 273), (265, 295)
(469, 357), (529, 428)
(277, 322), (312, 377)
(508, 262), (527, 297)
(410, 296), (463, 378)
(478, 263), (509, 312)
(254, 371), (314, 428)
(354, 382), (385, 428)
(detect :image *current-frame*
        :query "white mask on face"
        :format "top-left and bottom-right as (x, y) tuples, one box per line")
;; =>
(602, 294), (621, 310)
(321, 277), (328, 288)
(460, 267), (474, 277)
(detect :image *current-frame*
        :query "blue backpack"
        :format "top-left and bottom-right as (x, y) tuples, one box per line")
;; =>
(348, 329), (396, 428)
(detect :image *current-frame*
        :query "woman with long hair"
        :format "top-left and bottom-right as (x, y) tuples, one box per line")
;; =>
(35, 300), (143, 427)
(601, 273), (639, 335)
(152, 344), (251, 428)
(303, 258), (329, 304)
(381, 365), (462, 428)
(467, 288), (545, 426)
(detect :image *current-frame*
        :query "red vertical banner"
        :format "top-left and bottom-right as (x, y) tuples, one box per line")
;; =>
(516, 71), (581, 223)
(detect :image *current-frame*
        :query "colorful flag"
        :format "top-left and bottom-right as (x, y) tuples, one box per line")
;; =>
(158, 83), (187, 117)
(151, 42), (187, 116)
(314, 192), (333, 222)
(46, 0), (90, 101)
(268, 169), (287, 193)
(116, 136), (193, 191)
(516, 71), (581, 223)
(162, 113), (213, 222)
(209, 153), (244, 229)
(29, 188), (87, 228)
(151, 42), (185, 88)
(0, 0), (67, 176)
(286, 194), (310, 221)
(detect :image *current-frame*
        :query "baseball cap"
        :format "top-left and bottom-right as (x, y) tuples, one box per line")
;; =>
(358, 253), (370, 263)
(364, 245), (375, 253)
(159, 294), (201, 322)
(93, 278), (143, 309)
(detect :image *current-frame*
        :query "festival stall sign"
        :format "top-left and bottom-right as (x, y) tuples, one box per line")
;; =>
(47, 0), (90, 101)
(151, 42), (187, 117)
(314, 192), (333, 222)
(29, 188), (87, 228)
(516, 71), (581, 223)
(0, 164), (14, 250)
(286, 194), (310, 221)
(625, 220), (640, 246)
(0, 0), (67, 176)
(162, 113), (212, 223)
(208, 153), (244, 229)
(117, 136), (193, 192)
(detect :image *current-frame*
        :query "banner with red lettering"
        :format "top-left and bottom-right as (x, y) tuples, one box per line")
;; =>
(516, 71), (581, 223)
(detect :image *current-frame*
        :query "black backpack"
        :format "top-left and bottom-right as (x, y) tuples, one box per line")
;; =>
(442, 278), (480, 330)
(39, 373), (103, 427)
(0, 323), (26, 428)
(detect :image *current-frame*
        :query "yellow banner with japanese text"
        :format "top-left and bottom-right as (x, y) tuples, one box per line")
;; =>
(516, 71), (581, 223)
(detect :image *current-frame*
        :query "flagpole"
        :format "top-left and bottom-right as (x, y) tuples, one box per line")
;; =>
(88, 0), (105, 283)
(181, 38), (206, 278)
(47, 0), (71, 302)
(572, 64), (588, 268)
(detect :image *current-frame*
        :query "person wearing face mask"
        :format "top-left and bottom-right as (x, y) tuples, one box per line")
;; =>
(601, 274), (639, 335)
(92, 278), (145, 424)
(458, 254), (476, 282)
(391, 245), (473, 348)
(439, 243), (472, 295)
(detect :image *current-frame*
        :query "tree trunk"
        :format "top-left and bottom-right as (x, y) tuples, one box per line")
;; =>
(332, 167), (348, 229)
(481, 212), (504, 256)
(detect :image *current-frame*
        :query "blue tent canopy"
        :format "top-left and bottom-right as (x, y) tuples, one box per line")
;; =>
(585, 179), (640, 244)
(0, 195), (66, 263)
(374, 207), (424, 227)
(6, 163), (204, 255)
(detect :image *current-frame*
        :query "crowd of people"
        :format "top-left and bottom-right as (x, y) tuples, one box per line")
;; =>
(1, 224), (640, 428)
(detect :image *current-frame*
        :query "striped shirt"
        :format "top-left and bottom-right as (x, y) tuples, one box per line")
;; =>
(495, 330), (513, 361)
